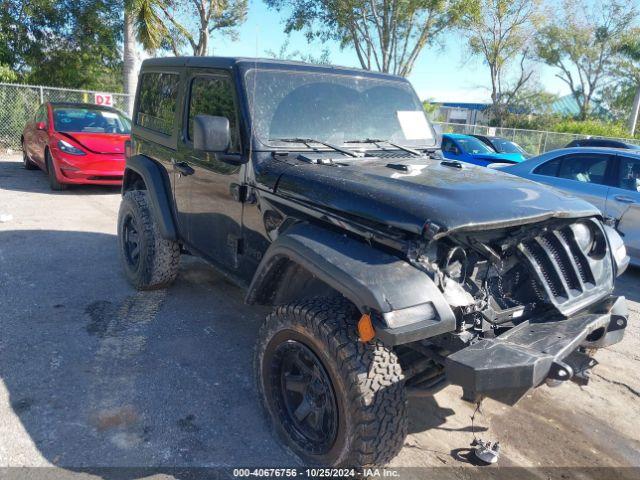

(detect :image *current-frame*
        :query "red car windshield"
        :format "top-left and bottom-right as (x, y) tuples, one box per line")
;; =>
(53, 107), (131, 134)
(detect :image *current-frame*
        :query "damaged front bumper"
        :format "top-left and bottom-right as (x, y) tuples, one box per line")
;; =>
(445, 295), (628, 405)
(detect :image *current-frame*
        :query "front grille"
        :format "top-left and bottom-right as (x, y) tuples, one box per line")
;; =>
(518, 222), (613, 316)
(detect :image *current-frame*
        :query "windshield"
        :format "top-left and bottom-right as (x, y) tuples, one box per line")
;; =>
(53, 107), (131, 134)
(491, 138), (526, 154)
(457, 137), (494, 154)
(244, 69), (436, 149)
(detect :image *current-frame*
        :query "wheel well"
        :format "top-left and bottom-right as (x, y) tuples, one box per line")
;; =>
(122, 168), (147, 192)
(252, 257), (346, 307)
(44, 146), (51, 170)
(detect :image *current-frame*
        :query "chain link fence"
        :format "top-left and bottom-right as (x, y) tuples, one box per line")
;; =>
(434, 122), (640, 156)
(2, 83), (639, 156)
(0, 82), (132, 151)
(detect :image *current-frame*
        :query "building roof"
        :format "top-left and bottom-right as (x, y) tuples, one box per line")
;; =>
(437, 102), (491, 112)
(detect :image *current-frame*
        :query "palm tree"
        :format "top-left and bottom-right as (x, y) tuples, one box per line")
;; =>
(122, 0), (168, 115)
(619, 39), (640, 135)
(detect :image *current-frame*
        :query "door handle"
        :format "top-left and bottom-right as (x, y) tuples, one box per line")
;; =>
(171, 159), (194, 176)
(614, 195), (635, 204)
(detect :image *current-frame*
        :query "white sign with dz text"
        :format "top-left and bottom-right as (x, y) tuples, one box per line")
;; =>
(94, 93), (113, 107)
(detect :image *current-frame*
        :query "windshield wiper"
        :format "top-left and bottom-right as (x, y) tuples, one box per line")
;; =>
(270, 138), (360, 158)
(344, 138), (423, 157)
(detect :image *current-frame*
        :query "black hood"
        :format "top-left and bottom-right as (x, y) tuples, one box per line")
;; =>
(274, 157), (600, 236)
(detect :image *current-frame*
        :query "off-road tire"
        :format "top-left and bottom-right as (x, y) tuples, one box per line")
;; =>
(255, 297), (407, 467)
(22, 144), (37, 170)
(117, 190), (180, 290)
(45, 150), (67, 191)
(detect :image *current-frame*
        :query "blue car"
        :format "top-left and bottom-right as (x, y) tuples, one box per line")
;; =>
(441, 133), (525, 166)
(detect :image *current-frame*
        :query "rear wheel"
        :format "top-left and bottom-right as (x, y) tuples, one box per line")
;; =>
(117, 190), (180, 290)
(45, 150), (67, 191)
(22, 143), (37, 170)
(255, 298), (407, 467)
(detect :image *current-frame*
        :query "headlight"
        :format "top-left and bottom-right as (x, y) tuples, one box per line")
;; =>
(603, 225), (630, 277)
(570, 221), (595, 253)
(58, 139), (86, 156)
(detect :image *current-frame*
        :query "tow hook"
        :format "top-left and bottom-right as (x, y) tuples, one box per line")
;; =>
(546, 350), (598, 387)
(472, 439), (501, 464)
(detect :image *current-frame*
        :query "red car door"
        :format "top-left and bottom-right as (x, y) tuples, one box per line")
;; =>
(22, 109), (38, 161)
(32, 104), (50, 166)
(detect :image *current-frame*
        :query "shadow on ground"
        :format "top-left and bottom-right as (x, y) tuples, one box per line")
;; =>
(0, 229), (453, 478)
(0, 160), (120, 196)
(615, 266), (640, 304)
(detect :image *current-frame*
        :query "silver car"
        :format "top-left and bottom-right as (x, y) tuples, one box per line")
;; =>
(502, 147), (640, 266)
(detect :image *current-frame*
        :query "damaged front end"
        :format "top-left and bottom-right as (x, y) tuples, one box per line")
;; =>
(406, 217), (629, 405)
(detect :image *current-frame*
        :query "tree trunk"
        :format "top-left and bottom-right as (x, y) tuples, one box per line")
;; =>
(123, 9), (137, 116)
(629, 85), (640, 136)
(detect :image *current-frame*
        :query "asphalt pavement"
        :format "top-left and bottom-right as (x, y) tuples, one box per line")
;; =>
(1, 154), (639, 478)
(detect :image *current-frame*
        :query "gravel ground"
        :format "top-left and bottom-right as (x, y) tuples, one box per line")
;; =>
(1, 154), (639, 478)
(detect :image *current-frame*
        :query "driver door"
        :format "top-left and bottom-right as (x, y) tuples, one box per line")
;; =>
(173, 70), (244, 270)
(606, 155), (640, 261)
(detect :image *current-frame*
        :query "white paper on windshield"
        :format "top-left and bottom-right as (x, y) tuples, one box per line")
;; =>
(101, 111), (118, 119)
(397, 111), (433, 141)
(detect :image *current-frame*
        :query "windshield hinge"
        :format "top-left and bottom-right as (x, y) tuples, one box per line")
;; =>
(230, 183), (251, 203)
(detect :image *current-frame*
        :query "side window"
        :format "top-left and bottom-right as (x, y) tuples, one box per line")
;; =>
(441, 138), (456, 153)
(534, 157), (561, 177)
(556, 154), (609, 185)
(617, 156), (640, 192)
(136, 72), (180, 135)
(187, 75), (240, 153)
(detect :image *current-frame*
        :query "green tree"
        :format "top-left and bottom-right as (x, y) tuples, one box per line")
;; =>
(265, 37), (331, 64)
(28, 0), (123, 90)
(422, 99), (442, 121)
(264, 0), (471, 77)
(615, 34), (640, 134)
(122, 0), (247, 113)
(129, 0), (248, 57)
(0, 0), (122, 90)
(0, 0), (62, 78)
(460, 0), (544, 125)
(535, 0), (638, 120)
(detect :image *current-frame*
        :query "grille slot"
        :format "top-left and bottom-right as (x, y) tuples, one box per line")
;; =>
(558, 228), (595, 285)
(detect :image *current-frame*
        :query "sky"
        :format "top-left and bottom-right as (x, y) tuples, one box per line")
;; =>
(193, 0), (573, 103)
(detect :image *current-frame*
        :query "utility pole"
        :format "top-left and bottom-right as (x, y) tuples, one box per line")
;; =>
(629, 85), (640, 136)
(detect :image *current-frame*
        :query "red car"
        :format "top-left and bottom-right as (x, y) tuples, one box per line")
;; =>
(21, 102), (130, 190)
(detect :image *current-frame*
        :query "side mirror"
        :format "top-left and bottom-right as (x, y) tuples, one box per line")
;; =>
(36, 122), (46, 131)
(193, 114), (230, 152)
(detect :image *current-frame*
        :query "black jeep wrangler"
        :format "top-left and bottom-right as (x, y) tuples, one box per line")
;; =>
(118, 57), (630, 467)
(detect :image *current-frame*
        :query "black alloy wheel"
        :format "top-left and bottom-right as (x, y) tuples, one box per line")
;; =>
(122, 213), (141, 268)
(270, 339), (339, 455)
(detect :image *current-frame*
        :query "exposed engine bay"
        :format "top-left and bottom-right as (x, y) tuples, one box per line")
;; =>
(419, 217), (615, 335)
(399, 216), (623, 404)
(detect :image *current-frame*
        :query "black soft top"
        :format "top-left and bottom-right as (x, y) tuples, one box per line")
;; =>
(140, 56), (408, 83)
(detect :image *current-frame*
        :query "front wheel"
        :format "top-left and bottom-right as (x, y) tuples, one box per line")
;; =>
(117, 190), (180, 290)
(255, 298), (407, 467)
(45, 150), (67, 191)
(22, 144), (37, 170)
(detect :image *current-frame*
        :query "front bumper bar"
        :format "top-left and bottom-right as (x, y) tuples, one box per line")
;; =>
(445, 295), (628, 405)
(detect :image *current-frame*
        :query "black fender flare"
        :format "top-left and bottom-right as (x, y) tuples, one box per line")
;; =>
(246, 222), (456, 345)
(124, 155), (178, 241)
